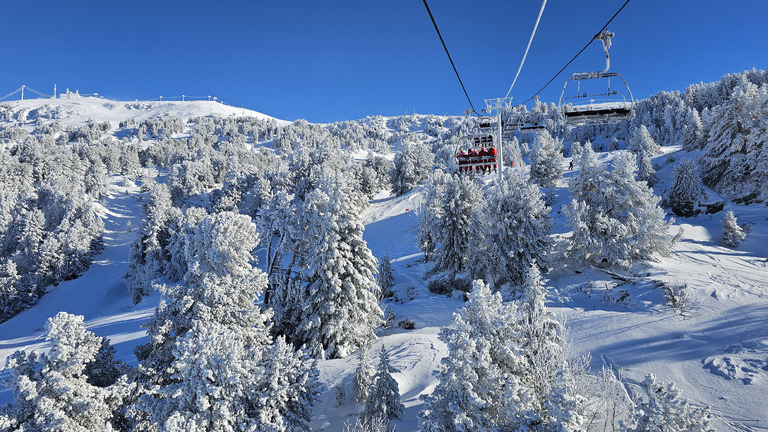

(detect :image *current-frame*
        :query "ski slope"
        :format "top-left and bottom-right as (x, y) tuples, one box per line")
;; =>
(0, 101), (766, 430)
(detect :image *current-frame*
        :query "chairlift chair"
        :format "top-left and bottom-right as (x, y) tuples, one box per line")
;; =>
(559, 29), (634, 126)
(456, 134), (498, 175)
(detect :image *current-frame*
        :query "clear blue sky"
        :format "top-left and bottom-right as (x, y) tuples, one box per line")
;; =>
(2, 0), (767, 123)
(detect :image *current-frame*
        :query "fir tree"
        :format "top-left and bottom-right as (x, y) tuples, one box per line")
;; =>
(631, 374), (714, 432)
(420, 280), (529, 431)
(432, 173), (483, 275)
(682, 107), (704, 151)
(294, 178), (383, 358)
(666, 158), (704, 217)
(2, 312), (123, 430)
(362, 346), (404, 427)
(391, 139), (434, 196)
(529, 129), (565, 202)
(353, 345), (376, 404)
(135, 212), (318, 431)
(377, 253), (395, 299)
(0, 259), (22, 320)
(336, 384), (347, 407)
(416, 170), (450, 262)
(566, 146), (679, 267)
(628, 125), (660, 186)
(721, 209), (745, 247)
(473, 174), (553, 291)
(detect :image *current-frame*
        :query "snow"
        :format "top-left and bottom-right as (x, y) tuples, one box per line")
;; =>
(2, 95), (289, 129)
(1, 100), (767, 430)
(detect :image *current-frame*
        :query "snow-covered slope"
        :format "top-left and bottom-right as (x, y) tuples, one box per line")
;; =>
(1, 95), (289, 129)
(0, 101), (766, 430)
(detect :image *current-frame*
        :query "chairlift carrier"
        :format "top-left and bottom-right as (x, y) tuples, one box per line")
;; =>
(455, 116), (499, 174)
(559, 29), (634, 126)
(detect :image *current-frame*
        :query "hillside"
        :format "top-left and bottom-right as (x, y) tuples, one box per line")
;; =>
(0, 89), (767, 431)
(0, 95), (288, 129)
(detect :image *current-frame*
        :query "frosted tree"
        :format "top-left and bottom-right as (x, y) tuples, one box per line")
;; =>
(391, 139), (434, 196)
(529, 129), (565, 202)
(473, 174), (553, 290)
(163, 206), (208, 282)
(631, 374), (713, 432)
(353, 345), (376, 404)
(666, 158), (704, 217)
(420, 280), (530, 431)
(361, 346), (404, 427)
(377, 253), (395, 299)
(135, 212), (318, 431)
(0, 259), (22, 320)
(566, 147), (679, 267)
(125, 183), (182, 303)
(504, 134), (524, 169)
(2, 312), (123, 430)
(700, 79), (768, 200)
(13, 207), (46, 276)
(682, 107), (705, 151)
(721, 209), (745, 247)
(517, 264), (590, 430)
(432, 173), (483, 275)
(416, 170), (450, 262)
(294, 179), (383, 358)
(628, 125), (660, 186)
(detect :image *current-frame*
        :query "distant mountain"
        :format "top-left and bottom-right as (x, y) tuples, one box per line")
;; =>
(0, 95), (289, 129)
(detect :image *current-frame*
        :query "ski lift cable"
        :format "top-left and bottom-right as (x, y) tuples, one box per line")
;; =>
(504, 0), (548, 99)
(422, 0), (478, 115)
(522, 0), (632, 105)
(0, 87), (24, 101)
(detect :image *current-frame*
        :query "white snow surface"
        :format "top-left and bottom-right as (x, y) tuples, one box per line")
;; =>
(2, 95), (289, 129)
(0, 103), (767, 430)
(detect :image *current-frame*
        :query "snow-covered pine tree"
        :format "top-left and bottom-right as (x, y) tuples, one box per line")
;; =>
(416, 170), (450, 262)
(391, 139), (434, 196)
(135, 211), (318, 431)
(682, 106), (705, 151)
(700, 78), (768, 201)
(165, 206), (208, 282)
(529, 129), (565, 202)
(2, 312), (123, 430)
(125, 183), (182, 303)
(377, 252), (395, 299)
(295, 177), (383, 358)
(474, 174), (553, 291)
(0, 259), (22, 321)
(666, 158), (704, 217)
(361, 346), (404, 427)
(353, 345), (376, 404)
(432, 173), (483, 275)
(517, 264), (590, 430)
(566, 146), (679, 267)
(631, 374), (714, 432)
(420, 280), (529, 431)
(721, 209), (745, 247)
(504, 134), (524, 169)
(628, 125), (660, 186)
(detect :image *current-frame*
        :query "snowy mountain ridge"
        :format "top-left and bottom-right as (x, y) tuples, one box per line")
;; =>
(0, 95), (289, 129)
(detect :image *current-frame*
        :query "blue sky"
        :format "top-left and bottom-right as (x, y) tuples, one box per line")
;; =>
(2, 0), (767, 123)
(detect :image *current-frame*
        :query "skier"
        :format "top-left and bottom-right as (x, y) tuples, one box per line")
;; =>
(487, 146), (498, 172)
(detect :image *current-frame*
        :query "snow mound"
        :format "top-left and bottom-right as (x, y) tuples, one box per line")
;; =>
(703, 338), (768, 385)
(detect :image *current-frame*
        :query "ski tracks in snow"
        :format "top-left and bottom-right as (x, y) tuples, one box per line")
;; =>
(0, 178), (155, 404)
